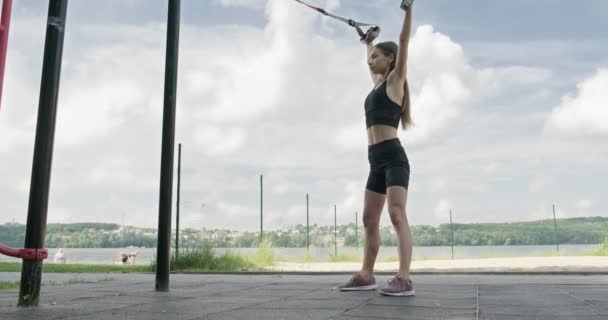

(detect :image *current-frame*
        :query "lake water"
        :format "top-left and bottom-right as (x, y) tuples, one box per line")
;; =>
(0, 244), (601, 265)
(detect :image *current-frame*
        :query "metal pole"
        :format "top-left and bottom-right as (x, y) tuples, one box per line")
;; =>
(355, 211), (358, 249)
(552, 203), (559, 252)
(18, 0), (67, 307)
(260, 174), (263, 242)
(0, 0), (13, 110)
(334, 204), (337, 256)
(175, 143), (181, 264)
(155, 0), (180, 292)
(306, 193), (309, 253)
(449, 210), (454, 260)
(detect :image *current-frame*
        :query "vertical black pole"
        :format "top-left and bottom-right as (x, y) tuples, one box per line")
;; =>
(18, 0), (67, 307)
(306, 193), (309, 253)
(334, 204), (337, 257)
(175, 143), (181, 264)
(260, 174), (263, 242)
(355, 211), (358, 249)
(156, 0), (180, 292)
(552, 204), (559, 252)
(449, 210), (454, 260)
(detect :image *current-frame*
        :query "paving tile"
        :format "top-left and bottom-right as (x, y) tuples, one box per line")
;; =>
(343, 303), (476, 320)
(202, 307), (344, 320)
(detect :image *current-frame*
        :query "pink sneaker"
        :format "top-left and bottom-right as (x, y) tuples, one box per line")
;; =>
(379, 275), (415, 296)
(338, 273), (378, 291)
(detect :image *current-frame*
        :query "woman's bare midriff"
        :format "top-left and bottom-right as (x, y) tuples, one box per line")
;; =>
(367, 125), (398, 145)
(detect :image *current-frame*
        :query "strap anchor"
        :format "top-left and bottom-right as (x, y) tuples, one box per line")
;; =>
(0, 243), (48, 260)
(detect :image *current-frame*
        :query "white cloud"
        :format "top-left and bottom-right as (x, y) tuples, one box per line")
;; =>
(528, 176), (552, 193)
(268, 174), (290, 195)
(193, 126), (246, 156)
(324, 0), (341, 11)
(393, 25), (551, 145)
(86, 155), (157, 191)
(434, 198), (451, 219)
(545, 68), (608, 136)
(398, 25), (472, 144)
(529, 202), (567, 221)
(576, 199), (593, 209)
(0, 43), (39, 152)
(0, 119), (30, 153)
(430, 178), (447, 192)
(484, 162), (498, 174)
(333, 124), (366, 151)
(476, 66), (552, 97)
(47, 207), (75, 224)
(185, 201), (260, 231)
(14, 178), (29, 193)
(554, 207), (568, 219)
(340, 181), (361, 212)
(219, 0), (266, 9)
(57, 80), (149, 146)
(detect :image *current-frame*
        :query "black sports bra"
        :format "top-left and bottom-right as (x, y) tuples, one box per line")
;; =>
(364, 81), (401, 129)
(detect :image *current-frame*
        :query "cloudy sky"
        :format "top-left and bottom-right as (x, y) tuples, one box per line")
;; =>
(1, 0), (607, 231)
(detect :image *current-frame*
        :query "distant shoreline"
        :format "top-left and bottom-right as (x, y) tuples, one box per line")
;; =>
(3, 217), (608, 249)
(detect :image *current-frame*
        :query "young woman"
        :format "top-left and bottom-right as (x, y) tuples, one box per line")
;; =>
(339, 3), (415, 296)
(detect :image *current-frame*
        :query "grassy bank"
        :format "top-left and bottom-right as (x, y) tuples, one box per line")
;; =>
(159, 247), (255, 272)
(150, 239), (275, 272)
(0, 281), (19, 290)
(589, 239), (608, 256)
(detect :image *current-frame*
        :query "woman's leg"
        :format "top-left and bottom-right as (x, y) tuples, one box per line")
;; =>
(360, 189), (386, 278)
(339, 188), (386, 291)
(386, 186), (412, 279)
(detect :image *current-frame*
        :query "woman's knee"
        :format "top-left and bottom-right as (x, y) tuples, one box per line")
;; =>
(362, 212), (380, 230)
(388, 204), (407, 228)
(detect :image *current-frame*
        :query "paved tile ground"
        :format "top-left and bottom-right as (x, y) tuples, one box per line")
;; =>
(0, 273), (607, 319)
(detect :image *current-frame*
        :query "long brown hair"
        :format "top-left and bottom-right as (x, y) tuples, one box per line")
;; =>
(375, 41), (412, 130)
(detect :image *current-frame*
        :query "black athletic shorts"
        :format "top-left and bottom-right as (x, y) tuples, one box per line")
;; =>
(366, 138), (410, 194)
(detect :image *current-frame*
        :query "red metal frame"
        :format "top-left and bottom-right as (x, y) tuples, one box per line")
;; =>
(0, 243), (48, 260)
(0, 0), (13, 111)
